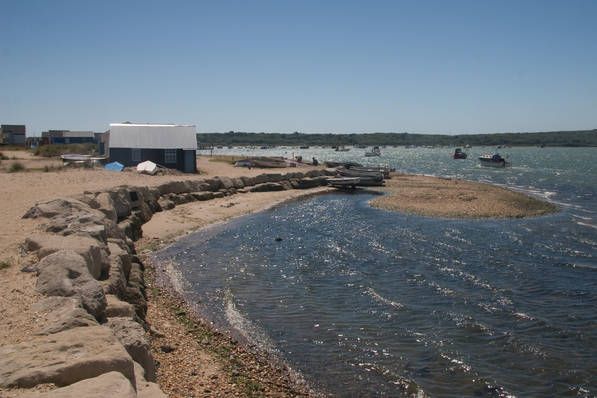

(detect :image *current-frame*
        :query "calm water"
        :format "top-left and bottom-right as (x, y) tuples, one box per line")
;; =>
(157, 147), (597, 397)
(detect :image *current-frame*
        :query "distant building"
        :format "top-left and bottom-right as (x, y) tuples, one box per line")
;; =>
(41, 130), (96, 145)
(107, 123), (197, 173)
(0, 124), (26, 145)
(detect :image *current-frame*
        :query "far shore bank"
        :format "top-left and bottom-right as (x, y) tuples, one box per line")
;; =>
(0, 151), (557, 398)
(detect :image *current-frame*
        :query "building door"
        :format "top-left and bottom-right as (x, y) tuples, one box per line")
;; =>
(184, 150), (195, 173)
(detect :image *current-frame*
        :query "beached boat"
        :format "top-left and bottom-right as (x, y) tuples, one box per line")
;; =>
(452, 148), (467, 159)
(337, 168), (385, 186)
(61, 154), (107, 166)
(326, 177), (360, 189)
(479, 154), (511, 168)
(234, 157), (288, 168)
(365, 146), (381, 157)
(345, 164), (392, 179)
(136, 160), (158, 175)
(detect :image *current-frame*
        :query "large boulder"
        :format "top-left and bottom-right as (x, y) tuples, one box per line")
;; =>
(105, 295), (137, 319)
(100, 255), (128, 299)
(200, 178), (222, 192)
(22, 198), (92, 220)
(232, 177), (245, 189)
(36, 250), (107, 320)
(157, 181), (190, 196)
(94, 192), (118, 223)
(215, 176), (234, 189)
(0, 326), (135, 388)
(192, 191), (214, 201)
(134, 362), (167, 398)
(106, 317), (156, 382)
(17, 371), (137, 398)
(25, 233), (110, 280)
(240, 176), (255, 187)
(295, 177), (321, 189)
(32, 296), (99, 335)
(250, 182), (286, 192)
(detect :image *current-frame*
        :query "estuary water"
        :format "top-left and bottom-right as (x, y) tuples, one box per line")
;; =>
(156, 147), (597, 397)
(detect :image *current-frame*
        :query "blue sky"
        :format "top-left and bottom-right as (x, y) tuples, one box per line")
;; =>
(1, 0), (596, 135)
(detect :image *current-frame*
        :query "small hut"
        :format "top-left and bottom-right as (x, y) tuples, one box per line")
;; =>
(107, 123), (197, 173)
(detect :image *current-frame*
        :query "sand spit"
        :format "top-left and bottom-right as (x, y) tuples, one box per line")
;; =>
(370, 173), (557, 219)
(0, 152), (556, 398)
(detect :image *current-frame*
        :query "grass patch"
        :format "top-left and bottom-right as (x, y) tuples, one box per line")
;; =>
(33, 143), (96, 158)
(0, 152), (8, 160)
(0, 261), (11, 271)
(8, 162), (25, 172)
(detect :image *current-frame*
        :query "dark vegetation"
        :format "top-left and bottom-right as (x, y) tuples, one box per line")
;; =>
(197, 129), (597, 147)
(32, 143), (97, 157)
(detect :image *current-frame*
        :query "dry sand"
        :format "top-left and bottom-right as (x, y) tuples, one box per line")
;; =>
(370, 173), (557, 219)
(0, 151), (556, 397)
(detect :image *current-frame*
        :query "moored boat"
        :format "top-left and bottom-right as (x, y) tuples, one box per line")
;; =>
(365, 146), (381, 157)
(479, 153), (511, 168)
(452, 148), (467, 159)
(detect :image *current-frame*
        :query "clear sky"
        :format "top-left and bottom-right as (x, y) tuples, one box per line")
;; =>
(1, 0), (596, 135)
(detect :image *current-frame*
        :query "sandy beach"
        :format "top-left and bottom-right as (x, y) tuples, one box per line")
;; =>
(0, 151), (557, 397)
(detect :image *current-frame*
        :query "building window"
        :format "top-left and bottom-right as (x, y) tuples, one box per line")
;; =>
(131, 148), (142, 162)
(165, 149), (177, 164)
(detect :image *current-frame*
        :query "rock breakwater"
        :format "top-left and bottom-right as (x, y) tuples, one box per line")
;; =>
(0, 169), (332, 397)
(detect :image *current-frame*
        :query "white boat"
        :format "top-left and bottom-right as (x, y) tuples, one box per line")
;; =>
(335, 146), (350, 152)
(365, 146), (381, 157)
(136, 160), (158, 175)
(479, 154), (511, 168)
(327, 177), (360, 188)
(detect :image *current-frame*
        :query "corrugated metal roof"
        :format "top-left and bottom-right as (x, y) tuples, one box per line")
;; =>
(109, 123), (197, 149)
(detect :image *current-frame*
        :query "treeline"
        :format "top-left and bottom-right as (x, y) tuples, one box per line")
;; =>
(197, 129), (597, 147)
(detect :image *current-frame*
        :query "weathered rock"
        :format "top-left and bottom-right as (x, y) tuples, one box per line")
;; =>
(105, 295), (136, 319)
(106, 317), (156, 382)
(124, 284), (147, 321)
(36, 250), (107, 320)
(306, 169), (323, 177)
(25, 233), (109, 280)
(250, 182), (286, 192)
(157, 198), (175, 210)
(240, 176), (255, 186)
(108, 241), (132, 278)
(0, 326), (135, 388)
(295, 177), (320, 189)
(22, 198), (91, 219)
(32, 296), (98, 335)
(18, 371), (137, 398)
(107, 188), (133, 219)
(95, 192), (118, 223)
(192, 191), (214, 201)
(128, 262), (145, 291)
(157, 181), (190, 195)
(200, 178), (222, 192)
(43, 210), (111, 242)
(134, 362), (167, 398)
(212, 191), (226, 199)
(101, 255), (128, 299)
(118, 218), (142, 241)
(216, 176), (234, 189)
